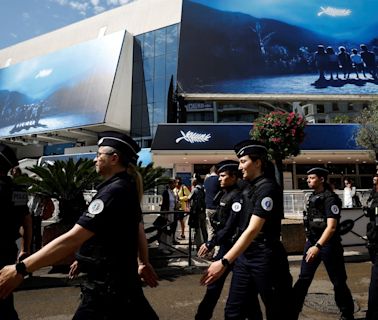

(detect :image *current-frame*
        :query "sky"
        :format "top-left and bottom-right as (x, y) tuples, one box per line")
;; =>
(191, 0), (378, 42)
(0, 0), (137, 50)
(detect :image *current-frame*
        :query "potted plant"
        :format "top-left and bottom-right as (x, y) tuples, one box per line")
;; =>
(250, 111), (307, 186)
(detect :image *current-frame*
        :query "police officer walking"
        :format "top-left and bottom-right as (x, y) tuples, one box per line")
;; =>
(365, 173), (378, 320)
(200, 140), (292, 320)
(196, 160), (262, 320)
(292, 167), (355, 320)
(0, 131), (159, 319)
(0, 143), (32, 320)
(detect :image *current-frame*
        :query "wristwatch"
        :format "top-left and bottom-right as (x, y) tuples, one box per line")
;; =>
(221, 257), (230, 268)
(15, 262), (29, 277)
(315, 242), (323, 249)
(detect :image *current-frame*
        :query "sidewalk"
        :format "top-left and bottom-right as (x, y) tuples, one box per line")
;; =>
(15, 245), (371, 320)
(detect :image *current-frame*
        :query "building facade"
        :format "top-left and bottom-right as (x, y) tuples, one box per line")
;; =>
(0, 0), (377, 189)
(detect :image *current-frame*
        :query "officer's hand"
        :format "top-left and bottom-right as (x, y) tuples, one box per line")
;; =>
(305, 246), (320, 263)
(0, 265), (24, 299)
(197, 243), (209, 257)
(139, 262), (159, 288)
(68, 261), (80, 279)
(200, 260), (225, 286)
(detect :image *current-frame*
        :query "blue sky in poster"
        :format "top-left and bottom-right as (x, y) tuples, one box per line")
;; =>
(0, 0), (136, 50)
(190, 0), (377, 42)
(0, 31), (124, 100)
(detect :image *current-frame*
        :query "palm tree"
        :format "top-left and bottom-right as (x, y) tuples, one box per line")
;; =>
(26, 158), (101, 225)
(137, 161), (170, 193)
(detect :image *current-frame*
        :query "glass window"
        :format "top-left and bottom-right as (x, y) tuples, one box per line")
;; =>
(316, 104), (324, 113)
(166, 52), (178, 78)
(348, 103), (354, 111)
(143, 32), (155, 58)
(332, 103), (339, 111)
(154, 55), (166, 79)
(166, 24), (179, 53)
(153, 78), (166, 104)
(154, 29), (166, 56)
(143, 58), (154, 81)
(153, 102), (166, 124)
(359, 164), (376, 174)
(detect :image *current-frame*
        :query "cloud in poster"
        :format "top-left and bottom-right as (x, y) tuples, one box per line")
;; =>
(35, 68), (53, 79)
(0, 30), (124, 99)
(189, 0), (377, 42)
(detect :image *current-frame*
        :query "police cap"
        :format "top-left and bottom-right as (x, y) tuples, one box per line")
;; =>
(307, 167), (329, 178)
(234, 139), (268, 158)
(0, 143), (19, 172)
(216, 160), (239, 174)
(98, 131), (140, 165)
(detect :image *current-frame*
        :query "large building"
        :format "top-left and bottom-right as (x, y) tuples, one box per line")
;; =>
(0, 0), (377, 189)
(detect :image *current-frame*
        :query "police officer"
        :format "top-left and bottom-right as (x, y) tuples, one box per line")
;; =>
(196, 160), (262, 320)
(200, 140), (292, 320)
(365, 174), (378, 320)
(0, 143), (32, 320)
(0, 131), (159, 319)
(292, 167), (355, 320)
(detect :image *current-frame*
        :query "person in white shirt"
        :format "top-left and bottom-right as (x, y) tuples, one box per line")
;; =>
(343, 178), (356, 208)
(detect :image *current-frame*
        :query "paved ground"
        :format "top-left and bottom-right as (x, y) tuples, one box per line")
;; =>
(13, 245), (371, 320)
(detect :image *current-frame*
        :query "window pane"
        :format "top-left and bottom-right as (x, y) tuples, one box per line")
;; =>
(155, 29), (166, 56)
(154, 55), (166, 79)
(166, 24), (179, 53)
(143, 32), (154, 58)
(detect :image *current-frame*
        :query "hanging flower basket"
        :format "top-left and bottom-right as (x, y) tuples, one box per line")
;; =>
(250, 111), (307, 161)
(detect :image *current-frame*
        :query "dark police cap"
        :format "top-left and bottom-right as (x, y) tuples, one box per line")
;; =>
(234, 139), (268, 158)
(98, 131), (140, 164)
(216, 160), (239, 174)
(307, 167), (329, 178)
(0, 143), (19, 171)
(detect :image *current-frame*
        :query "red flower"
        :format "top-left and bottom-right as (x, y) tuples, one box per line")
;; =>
(250, 111), (307, 160)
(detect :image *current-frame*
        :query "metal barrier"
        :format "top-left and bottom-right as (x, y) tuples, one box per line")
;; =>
(142, 210), (194, 266)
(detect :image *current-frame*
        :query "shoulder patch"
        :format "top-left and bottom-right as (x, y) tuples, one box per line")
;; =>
(87, 199), (104, 216)
(331, 204), (340, 215)
(261, 197), (273, 211)
(231, 202), (242, 212)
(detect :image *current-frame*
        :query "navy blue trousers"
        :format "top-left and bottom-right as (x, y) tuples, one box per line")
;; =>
(292, 240), (354, 319)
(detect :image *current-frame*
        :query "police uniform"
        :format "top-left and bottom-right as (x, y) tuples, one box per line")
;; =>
(72, 131), (158, 320)
(196, 160), (262, 320)
(224, 140), (292, 320)
(366, 184), (378, 320)
(0, 144), (30, 320)
(292, 167), (355, 320)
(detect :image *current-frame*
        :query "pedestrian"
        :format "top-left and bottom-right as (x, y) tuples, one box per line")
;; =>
(28, 193), (55, 252)
(343, 177), (356, 208)
(188, 177), (207, 251)
(158, 178), (177, 255)
(196, 159), (262, 320)
(365, 174), (378, 320)
(292, 167), (355, 320)
(0, 131), (159, 320)
(203, 165), (221, 245)
(0, 144), (32, 320)
(200, 139), (293, 320)
(174, 176), (190, 240)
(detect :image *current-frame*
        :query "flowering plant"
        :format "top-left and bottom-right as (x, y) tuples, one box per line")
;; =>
(250, 111), (307, 160)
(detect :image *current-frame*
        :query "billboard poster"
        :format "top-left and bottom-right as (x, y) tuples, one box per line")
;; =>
(0, 30), (125, 137)
(178, 0), (378, 95)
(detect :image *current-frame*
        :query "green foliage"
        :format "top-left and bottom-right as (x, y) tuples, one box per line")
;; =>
(137, 161), (170, 192)
(332, 115), (351, 123)
(26, 158), (101, 223)
(355, 102), (378, 155)
(250, 111), (307, 160)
